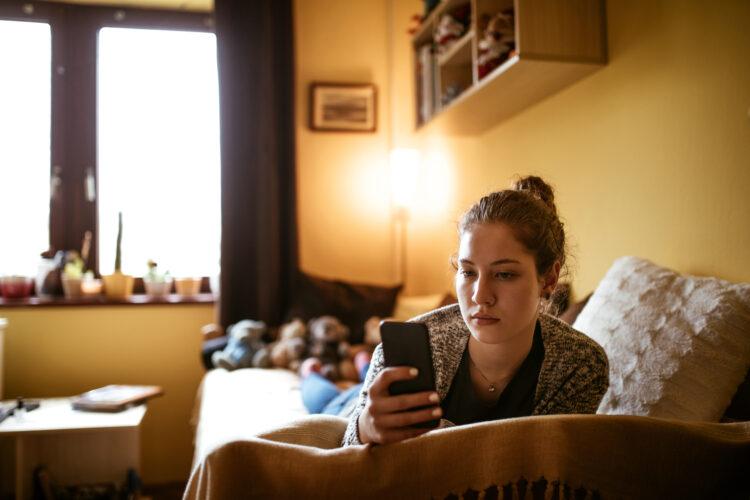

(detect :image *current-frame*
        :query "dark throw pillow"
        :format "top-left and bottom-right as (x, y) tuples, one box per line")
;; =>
(286, 272), (403, 344)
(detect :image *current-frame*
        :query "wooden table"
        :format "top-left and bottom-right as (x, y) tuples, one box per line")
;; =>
(0, 398), (146, 499)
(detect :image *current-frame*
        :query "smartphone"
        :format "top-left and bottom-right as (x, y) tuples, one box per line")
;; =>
(380, 320), (439, 429)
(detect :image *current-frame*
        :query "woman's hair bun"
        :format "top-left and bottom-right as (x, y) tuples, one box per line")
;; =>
(512, 175), (557, 215)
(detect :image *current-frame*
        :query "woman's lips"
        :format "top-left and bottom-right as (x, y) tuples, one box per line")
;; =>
(471, 314), (499, 326)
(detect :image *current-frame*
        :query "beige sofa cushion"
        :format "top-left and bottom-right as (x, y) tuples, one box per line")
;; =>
(192, 368), (307, 465)
(574, 256), (750, 421)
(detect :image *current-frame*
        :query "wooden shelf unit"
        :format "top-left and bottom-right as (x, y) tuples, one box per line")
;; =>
(413, 0), (607, 135)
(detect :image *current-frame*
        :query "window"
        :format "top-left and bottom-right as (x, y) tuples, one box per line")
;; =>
(97, 27), (220, 277)
(0, 20), (51, 276)
(0, 3), (218, 285)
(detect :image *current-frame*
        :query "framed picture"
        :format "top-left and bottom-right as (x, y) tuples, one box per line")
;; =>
(309, 82), (377, 132)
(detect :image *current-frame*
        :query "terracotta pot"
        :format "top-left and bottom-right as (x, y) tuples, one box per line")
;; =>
(61, 276), (83, 299)
(175, 277), (201, 297)
(102, 271), (134, 300)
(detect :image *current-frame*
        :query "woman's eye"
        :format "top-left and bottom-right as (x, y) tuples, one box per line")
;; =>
(495, 272), (516, 280)
(458, 269), (476, 278)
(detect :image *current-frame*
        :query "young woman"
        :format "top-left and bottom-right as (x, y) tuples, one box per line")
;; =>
(343, 176), (609, 446)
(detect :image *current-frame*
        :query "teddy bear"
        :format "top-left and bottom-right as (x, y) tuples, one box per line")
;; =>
(211, 319), (272, 370)
(434, 13), (466, 55)
(340, 316), (383, 362)
(269, 318), (308, 372)
(304, 316), (357, 382)
(477, 10), (516, 80)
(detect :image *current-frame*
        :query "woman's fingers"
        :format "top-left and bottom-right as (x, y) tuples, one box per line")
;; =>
(370, 404), (442, 429)
(368, 366), (418, 397)
(359, 366), (441, 445)
(370, 389), (439, 414)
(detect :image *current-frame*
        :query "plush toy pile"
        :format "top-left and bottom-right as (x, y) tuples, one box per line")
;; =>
(209, 315), (384, 383)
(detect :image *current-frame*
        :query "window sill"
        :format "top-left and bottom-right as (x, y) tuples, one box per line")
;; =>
(0, 293), (216, 309)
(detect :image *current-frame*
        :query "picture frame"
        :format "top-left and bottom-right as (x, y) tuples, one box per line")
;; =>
(309, 82), (377, 132)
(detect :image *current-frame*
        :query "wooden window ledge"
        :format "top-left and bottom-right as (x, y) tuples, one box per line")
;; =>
(0, 293), (216, 309)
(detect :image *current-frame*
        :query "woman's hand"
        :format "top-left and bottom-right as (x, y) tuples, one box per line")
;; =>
(357, 366), (442, 445)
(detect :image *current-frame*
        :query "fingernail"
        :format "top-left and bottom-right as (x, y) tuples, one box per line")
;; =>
(410, 368), (418, 377)
(429, 393), (439, 403)
(432, 408), (442, 417)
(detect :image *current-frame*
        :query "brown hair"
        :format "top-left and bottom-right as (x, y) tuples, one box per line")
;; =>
(457, 175), (568, 285)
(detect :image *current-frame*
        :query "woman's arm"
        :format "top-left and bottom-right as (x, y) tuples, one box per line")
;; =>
(342, 344), (385, 446)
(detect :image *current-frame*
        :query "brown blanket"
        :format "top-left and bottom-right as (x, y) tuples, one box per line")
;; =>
(185, 414), (750, 499)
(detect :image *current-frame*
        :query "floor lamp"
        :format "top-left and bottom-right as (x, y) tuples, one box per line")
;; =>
(390, 148), (421, 287)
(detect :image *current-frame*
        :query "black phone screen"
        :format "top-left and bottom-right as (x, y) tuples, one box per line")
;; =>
(380, 321), (439, 428)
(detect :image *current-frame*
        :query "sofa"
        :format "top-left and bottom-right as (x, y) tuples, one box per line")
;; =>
(188, 257), (750, 498)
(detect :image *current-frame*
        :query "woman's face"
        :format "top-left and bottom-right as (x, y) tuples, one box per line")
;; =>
(455, 222), (552, 345)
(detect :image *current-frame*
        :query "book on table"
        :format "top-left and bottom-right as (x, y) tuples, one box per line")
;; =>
(71, 385), (163, 412)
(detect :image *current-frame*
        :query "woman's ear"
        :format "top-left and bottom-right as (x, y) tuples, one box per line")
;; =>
(541, 261), (561, 298)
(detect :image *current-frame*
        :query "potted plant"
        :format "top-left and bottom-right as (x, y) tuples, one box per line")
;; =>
(61, 251), (84, 299)
(143, 260), (172, 297)
(80, 271), (102, 297)
(102, 212), (134, 299)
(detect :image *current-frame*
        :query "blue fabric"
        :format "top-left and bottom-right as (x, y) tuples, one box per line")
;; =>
(300, 373), (341, 414)
(300, 363), (370, 415)
(321, 383), (363, 415)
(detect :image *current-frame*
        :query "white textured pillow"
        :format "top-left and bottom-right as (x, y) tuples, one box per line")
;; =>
(574, 256), (750, 421)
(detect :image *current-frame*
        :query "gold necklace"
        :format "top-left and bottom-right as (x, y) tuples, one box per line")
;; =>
(468, 355), (499, 393)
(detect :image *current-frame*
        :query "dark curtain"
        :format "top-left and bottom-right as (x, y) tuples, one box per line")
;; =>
(215, 0), (298, 327)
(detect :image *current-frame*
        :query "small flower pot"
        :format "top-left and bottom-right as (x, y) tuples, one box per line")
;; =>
(175, 277), (201, 297)
(102, 271), (134, 300)
(144, 278), (173, 297)
(81, 278), (103, 297)
(0, 276), (34, 299)
(61, 276), (83, 299)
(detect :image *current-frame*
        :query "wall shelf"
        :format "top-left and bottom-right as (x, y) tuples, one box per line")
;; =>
(413, 0), (607, 135)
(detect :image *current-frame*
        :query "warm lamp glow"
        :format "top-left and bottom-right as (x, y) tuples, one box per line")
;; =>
(420, 151), (453, 216)
(390, 148), (422, 211)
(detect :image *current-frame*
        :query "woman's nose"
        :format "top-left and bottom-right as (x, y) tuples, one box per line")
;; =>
(472, 276), (495, 305)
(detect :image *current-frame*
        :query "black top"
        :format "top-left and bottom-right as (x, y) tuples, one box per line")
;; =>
(441, 320), (545, 425)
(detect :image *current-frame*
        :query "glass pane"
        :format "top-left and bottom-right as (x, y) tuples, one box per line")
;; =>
(0, 20), (51, 277)
(97, 27), (220, 279)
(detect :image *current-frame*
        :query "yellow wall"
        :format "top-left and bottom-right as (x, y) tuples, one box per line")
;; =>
(294, 0), (480, 292)
(1, 304), (213, 484)
(297, 0), (750, 297)
(295, 0), (397, 285)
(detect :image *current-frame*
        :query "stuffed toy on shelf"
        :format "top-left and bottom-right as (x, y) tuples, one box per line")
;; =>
(433, 5), (470, 56)
(477, 9), (516, 80)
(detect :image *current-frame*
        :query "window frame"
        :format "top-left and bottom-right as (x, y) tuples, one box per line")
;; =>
(0, 1), (214, 288)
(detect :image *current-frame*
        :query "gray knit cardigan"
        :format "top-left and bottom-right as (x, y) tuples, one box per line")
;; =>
(342, 304), (609, 446)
